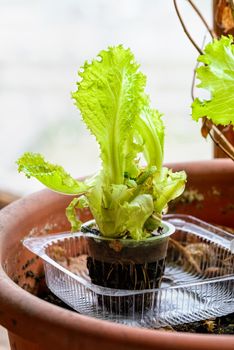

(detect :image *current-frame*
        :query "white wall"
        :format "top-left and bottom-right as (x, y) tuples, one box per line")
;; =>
(0, 0), (213, 195)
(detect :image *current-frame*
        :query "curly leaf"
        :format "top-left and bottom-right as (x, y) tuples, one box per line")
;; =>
(136, 105), (164, 171)
(121, 194), (154, 240)
(192, 35), (234, 126)
(17, 152), (88, 195)
(72, 45), (147, 184)
(66, 196), (89, 231)
(153, 168), (187, 214)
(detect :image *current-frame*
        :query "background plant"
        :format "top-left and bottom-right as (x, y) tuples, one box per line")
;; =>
(174, 0), (234, 160)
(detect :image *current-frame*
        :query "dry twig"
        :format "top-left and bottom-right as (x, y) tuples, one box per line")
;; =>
(204, 119), (234, 161)
(173, 0), (203, 54)
(187, 0), (217, 39)
(169, 238), (202, 274)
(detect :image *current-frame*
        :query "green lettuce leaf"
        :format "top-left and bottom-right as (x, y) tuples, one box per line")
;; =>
(87, 178), (134, 238)
(88, 182), (153, 240)
(72, 45), (146, 184)
(192, 35), (234, 126)
(66, 196), (89, 231)
(121, 194), (154, 240)
(17, 152), (88, 195)
(153, 168), (187, 214)
(136, 105), (164, 172)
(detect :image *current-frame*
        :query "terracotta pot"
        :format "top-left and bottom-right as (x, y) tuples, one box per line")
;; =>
(0, 160), (233, 350)
(0, 190), (19, 209)
(168, 159), (234, 228)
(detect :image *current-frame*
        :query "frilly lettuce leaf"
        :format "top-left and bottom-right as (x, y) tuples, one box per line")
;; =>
(72, 45), (146, 184)
(136, 105), (164, 172)
(119, 194), (154, 240)
(153, 168), (187, 214)
(17, 152), (88, 195)
(192, 35), (234, 126)
(66, 196), (89, 231)
(88, 181), (153, 240)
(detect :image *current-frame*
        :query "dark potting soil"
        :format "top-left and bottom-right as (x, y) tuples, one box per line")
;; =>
(87, 257), (166, 313)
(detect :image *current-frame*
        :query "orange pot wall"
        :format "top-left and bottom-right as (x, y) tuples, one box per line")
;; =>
(168, 160), (234, 227)
(0, 160), (233, 350)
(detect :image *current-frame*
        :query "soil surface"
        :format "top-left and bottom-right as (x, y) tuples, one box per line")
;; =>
(87, 257), (165, 313)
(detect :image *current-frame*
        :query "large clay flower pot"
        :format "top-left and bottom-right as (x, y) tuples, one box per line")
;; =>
(0, 160), (233, 350)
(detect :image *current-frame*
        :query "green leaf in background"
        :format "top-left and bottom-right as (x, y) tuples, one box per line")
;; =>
(192, 35), (234, 126)
(72, 45), (146, 185)
(17, 152), (88, 195)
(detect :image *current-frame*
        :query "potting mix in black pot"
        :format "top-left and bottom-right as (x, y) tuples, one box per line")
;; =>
(17, 45), (187, 313)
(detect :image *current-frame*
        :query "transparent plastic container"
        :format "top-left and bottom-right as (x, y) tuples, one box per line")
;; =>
(23, 215), (234, 328)
(82, 220), (175, 314)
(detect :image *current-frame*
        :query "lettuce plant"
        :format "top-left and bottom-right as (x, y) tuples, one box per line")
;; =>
(17, 45), (186, 240)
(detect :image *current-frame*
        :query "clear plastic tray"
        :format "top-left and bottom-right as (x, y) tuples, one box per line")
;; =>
(23, 215), (234, 328)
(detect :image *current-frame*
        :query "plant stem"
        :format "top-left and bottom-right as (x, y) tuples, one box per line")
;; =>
(229, 0), (234, 15)
(191, 34), (207, 100)
(205, 119), (234, 161)
(187, 0), (217, 39)
(173, 0), (203, 54)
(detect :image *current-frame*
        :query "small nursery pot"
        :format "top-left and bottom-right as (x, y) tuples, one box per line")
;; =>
(82, 220), (175, 313)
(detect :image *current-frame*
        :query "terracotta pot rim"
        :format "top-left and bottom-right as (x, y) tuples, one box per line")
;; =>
(0, 159), (234, 349)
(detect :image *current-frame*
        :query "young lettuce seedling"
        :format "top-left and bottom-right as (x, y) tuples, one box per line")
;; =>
(17, 45), (186, 240)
